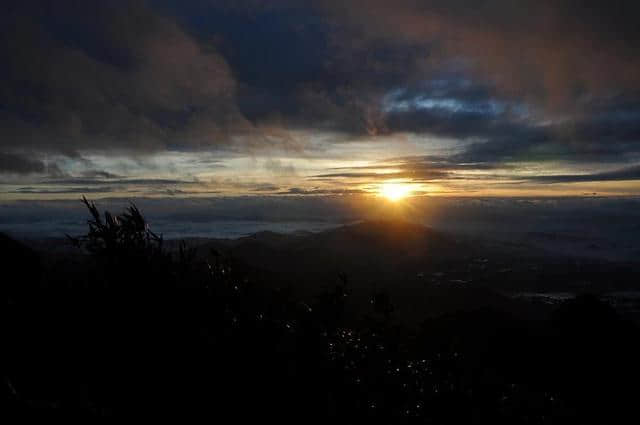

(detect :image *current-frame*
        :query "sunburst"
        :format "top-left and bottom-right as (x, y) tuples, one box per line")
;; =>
(379, 182), (414, 201)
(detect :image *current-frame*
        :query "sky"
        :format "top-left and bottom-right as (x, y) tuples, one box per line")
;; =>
(1, 0), (640, 201)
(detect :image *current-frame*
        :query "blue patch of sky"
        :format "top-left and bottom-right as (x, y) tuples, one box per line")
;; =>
(385, 96), (506, 115)
(382, 78), (531, 118)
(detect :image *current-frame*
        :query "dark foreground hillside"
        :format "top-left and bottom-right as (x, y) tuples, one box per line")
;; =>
(5, 200), (640, 423)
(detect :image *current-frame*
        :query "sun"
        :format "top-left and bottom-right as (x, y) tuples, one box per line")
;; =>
(379, 182), (414, 201)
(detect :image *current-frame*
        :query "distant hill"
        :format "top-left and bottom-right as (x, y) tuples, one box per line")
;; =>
(188, 220), (638, 321)
(200, 220), (471, 287)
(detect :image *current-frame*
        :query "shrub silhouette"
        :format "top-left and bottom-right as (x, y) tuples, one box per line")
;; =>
(73, 196), (163, 257)
(65, 197), (173, 288)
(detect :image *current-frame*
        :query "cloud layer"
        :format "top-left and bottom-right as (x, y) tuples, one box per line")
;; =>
(1, 0), (639, 196)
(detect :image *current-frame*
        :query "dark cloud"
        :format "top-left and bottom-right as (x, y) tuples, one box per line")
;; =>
(311, 170), (450, 182)
(78, 170), (122, 179)
(11, 186), (116, 194)
(251, 184), (280, 192)
(2, 197), (639, 264)
(1, 0), (640, 190)
(42, 178), (190, 186)
(0, 152), (61, 175)
(159, 1), (425, 135)
(526, 165), (640, 184)
(1, 0), (241, 155)
(280, 187), (367, 195)
(0, 0), (401, 157)
(383, 156), (511, 171)
(384, 86), (640, 165)
(161, 189), (221, 196)
(317, 0), (640, 108)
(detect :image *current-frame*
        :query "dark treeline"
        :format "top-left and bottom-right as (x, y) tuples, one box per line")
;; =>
(5, 199), (640, 423)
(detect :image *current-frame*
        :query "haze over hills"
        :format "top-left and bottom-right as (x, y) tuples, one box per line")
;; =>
(4, 196), (639, 262)
(205, 221), (467, 283)
(18, 217), (640, 295)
